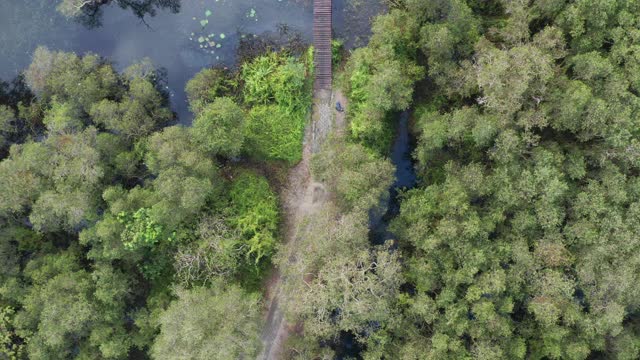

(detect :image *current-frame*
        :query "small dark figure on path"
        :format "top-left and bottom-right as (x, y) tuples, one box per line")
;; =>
(336, 101), (344, 112)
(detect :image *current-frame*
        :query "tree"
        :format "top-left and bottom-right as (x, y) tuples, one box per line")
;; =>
(191, 97), (245, 158)
(312, 137), (394, 212)
(90, 77), (172, 139)
(24, 47), (120, 113)
(43, 100), (84, 133)
(185, 68), (234, 114)
(14, 263), (96, 359)
(174, 216), (243, 286)
(151, 286), (262, 360)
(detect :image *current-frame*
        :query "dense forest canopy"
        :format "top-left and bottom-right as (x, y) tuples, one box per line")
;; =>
(3, 0), (640, 359)
(306, 0), (640, 358)
(0, 44), (312, 359)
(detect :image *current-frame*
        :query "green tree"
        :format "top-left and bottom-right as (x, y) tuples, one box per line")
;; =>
(185, 68), (234, 114)
(191, 97), (245, 158)
(151, 286), (262, 360)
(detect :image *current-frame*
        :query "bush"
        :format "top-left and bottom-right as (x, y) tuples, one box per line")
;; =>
(241, 52), (310, 163)
(228, 171), (279, 264)
(245, 105), (305, 163)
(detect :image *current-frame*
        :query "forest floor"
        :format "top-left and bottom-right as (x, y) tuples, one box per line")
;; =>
(258, 88), (345, 359)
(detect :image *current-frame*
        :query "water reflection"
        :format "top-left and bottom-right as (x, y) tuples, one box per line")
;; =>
(58, 0), (181, 28)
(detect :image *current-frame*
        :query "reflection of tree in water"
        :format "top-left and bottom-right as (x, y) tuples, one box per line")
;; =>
(57, 0), (181, 28)
(335, 0), (386, 48)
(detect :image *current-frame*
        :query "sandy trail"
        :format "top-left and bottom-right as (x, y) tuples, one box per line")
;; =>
(258, 89), (339, 360)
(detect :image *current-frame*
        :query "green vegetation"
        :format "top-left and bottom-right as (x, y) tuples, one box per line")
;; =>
(191, 97), (245, 158)
(150, 285), (262, 360)
(279, 0), (640, 358)
(0, 45), (311, 359)
(8, 0), (640, 358)
(228, 171), (279, 264)
(242, 52), (312, 163)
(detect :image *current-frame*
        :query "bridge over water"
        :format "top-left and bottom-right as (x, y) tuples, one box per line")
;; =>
(313, 0), (332, 91)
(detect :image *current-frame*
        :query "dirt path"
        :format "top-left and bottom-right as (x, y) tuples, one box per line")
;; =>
(258, 89), (338, 360)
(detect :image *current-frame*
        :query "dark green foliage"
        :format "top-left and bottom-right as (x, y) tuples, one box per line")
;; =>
(333, 0), (640, 359)
(185, 68), (235, 114)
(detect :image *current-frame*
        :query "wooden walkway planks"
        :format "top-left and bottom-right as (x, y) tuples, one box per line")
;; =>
(313, 0), (332, 90)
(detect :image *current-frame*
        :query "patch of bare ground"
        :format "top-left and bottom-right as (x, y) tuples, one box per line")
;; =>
(258, 89), (341, 360)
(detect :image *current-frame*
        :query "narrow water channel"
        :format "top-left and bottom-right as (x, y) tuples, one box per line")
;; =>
(369, 111), (417, 245)
(334, 111), (417, 359)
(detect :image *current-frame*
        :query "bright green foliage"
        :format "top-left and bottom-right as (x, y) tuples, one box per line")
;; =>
(241, 52), (310, 163)
(332, 39), (344, 66)
(43, 99), (84, 133)
(245, 104), (305, 163)
(191, 97), (245, 157)
(344, 9), (424, 153)
(117, 208), (174, 250)
(228, 171), (279, 263)
(151, 286), (262, 360)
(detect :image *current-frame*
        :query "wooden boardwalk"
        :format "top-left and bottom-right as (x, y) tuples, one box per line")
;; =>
(313, 0), (332, 90)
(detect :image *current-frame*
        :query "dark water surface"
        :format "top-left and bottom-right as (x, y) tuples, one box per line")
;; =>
(369, 111), (418, 245)
(0, 0), (383, 122)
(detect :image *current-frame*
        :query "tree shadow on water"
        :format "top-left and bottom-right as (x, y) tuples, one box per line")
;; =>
(58, 0), (181, 28)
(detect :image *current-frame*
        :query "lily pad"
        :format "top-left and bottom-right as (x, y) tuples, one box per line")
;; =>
(219, 33), (225, 39)
(216, 44), (221, 48)
(200, 19), (208, 27)
(248, 8), (256, 17)
(198, 36), (205, 43)
(205, 9), (212, 17)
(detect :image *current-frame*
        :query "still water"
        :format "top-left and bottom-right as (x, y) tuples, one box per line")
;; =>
(0, 0), (383, 121)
